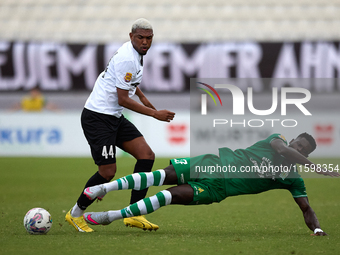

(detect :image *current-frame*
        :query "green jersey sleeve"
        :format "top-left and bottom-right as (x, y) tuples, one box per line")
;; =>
(268, 133), (288, 145)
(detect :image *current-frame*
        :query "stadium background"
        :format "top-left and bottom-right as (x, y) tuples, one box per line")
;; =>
(1, 1), (340, 255)
(0, 0), (339, 158)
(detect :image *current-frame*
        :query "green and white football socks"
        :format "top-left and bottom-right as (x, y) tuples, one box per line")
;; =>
(119, 190), (172, 219)
(84, 170), (166, 200)
(84, 190), (172, 225)
(107, 170), (166, 191)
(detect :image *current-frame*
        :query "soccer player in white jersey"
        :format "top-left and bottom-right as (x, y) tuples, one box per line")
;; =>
(65, 18), (175, 232)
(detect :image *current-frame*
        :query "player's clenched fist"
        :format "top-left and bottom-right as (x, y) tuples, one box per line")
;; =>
(153, 110), (175, 122)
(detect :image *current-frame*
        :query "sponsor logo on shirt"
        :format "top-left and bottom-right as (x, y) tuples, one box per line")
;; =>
(124, 72), (132, 82)
(180, 173), (185, 184)
(194, 186), (199, 195)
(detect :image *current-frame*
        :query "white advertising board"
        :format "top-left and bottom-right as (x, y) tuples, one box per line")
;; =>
(0, 111), (90, 156)
(0, 111), (338, 158)
(0, 111), (190, 158)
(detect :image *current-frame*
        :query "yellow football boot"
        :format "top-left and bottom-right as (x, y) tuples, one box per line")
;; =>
(124, 215), (159, 231)
(65, 210), (94, 232)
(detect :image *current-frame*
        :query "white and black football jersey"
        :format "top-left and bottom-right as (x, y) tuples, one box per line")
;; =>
(85, 41), (143, 117)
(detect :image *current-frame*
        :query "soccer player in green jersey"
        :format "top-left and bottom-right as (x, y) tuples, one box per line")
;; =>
(83, 133), (339, 235)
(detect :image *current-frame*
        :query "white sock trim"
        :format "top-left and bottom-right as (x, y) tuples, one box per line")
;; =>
(132, 173), (141, 190)
(146, 172), (154, 188)
(121, 177), (129, 189)
(161, 190), (172, 205)
(108, 210), (123, 222)
(158, 169), (166, 186)
(71, 203), (84, 218)
(149, 194), (161, 211)
(104, 181), (118, 192)
(137, 200), (148, 215)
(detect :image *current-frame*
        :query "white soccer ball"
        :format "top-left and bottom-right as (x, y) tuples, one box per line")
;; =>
(23, 208), (53, 235)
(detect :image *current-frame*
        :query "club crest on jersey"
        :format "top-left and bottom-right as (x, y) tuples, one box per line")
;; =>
(124, 72), (132, 82)
(279, 134), (287, 142)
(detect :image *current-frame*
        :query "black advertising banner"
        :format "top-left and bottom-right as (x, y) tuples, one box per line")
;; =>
(0, 41), (339, 92)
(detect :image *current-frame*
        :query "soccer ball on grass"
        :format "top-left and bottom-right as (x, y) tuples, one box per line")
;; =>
(23, 208), (53, 234)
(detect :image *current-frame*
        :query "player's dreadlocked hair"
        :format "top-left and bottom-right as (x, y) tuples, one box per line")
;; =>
(298, 132), (317, 152)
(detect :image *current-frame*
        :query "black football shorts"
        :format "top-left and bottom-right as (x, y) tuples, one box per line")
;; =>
(81, 108), (142, 165)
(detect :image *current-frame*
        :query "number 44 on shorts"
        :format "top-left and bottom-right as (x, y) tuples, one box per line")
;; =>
(102, 145), (114, 159)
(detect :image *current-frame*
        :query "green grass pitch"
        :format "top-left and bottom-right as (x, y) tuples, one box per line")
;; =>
(0, 157), (340, 255)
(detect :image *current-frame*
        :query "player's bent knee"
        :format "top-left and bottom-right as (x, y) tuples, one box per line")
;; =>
(168, 185), (194, 205)
(98, 164), (117, 181)
(144, 149), (155, 160)
(163, 165), (178, 185)
(133, 147), (155, 160)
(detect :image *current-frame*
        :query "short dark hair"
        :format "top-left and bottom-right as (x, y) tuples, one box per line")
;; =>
(298, 132), (317, 152)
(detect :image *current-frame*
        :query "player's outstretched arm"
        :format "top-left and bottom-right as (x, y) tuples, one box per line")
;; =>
(271, 139), (340, 177)
(117, 88), (175, 122)
(294, 197), (327, 236)
(271, 138), (314, 165)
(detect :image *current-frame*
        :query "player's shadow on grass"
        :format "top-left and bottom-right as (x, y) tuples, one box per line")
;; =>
(94, 226), (308, 238)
